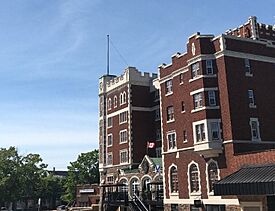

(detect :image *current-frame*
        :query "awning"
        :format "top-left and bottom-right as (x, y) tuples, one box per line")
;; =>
(214, 164), (275, 195)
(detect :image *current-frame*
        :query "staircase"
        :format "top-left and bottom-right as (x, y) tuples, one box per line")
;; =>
(128, 193), (148, 211)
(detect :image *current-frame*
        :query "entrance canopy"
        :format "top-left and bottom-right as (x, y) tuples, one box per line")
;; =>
(214, 164), (275, 195)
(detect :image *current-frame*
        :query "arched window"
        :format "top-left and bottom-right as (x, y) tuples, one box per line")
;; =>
(120, 93), (123, 105)
(208, 162), (219, 193)
(119, 178), (128, 192)
(170, 166), (178, 193)
(114, 96), (117, 108)
(130, 178), (140, 196)
(108, 98), (112, 110)
(142, 177), (151, 191)
(189, 164), (200, 193)
(123, 92), (127, 104)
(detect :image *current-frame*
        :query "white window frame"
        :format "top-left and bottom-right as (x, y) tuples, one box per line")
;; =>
(107, 134), (113, 147)
(181, 101), (185, 113)
(119, 111), (128, 124)
(206, 60), (214, 75)
(167, 106), (175, 122)
(120, 129), (128, 144)
(120, 91), (127, 105)
(167, 131), (177, 151)
(114, 95), (117, 108)
(120, 149), (128, 164)
(250, 118), (261, 141)
(107, 152), (113, 166)
(165, 80), (173, 95)
(187, 161), (201, 197)
(191, 62), (200, 78)
(108, 98), (112, 110)
(183, 130), (188, 142)
(107, 117), (113, 128)
(120, 93), (123, 105)
(195, 123), (206, 143)
(206, 159), (220, 195)
(193, 119), (221, 143)
(208, 90), (216, 106)
(168, 164), (179, 195)
(194, 93), (203, 109)
(179, 73), (184, 84)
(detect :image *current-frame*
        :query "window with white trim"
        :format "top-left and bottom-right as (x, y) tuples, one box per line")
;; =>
(167, 106), (174, 122)
(114, 96), (117, 108)
(167, 132), (176, 150)
(165, 80), (173, 94)
(120, 92), (127, 105)
(107, 153), (113, 165)
(107, 134), (113, 146)
(207, 162), (219, 193)
(120, 150), (128, 163)
(120, 130), (128, 143)
(156, 147), (162, 157)
(244, 58), (251, 74)
(191, 62), (200, 78)
(108, 98), (112, 110)
(119, 111), (128, 124)
(123, 92), (126, 104)
(208, 90), (216, 106)
(206, 60), (214, 75)
(250, 118), (261, 141)
(195, 123), (206, 142)
(189, 163), (200, 193)
(107, 117), (113, 128)
(194, 93), (203, 109)
(170, 166), (178, 193)
(179, 73), (184, 84)
(248, 90), (255, 107)
(183, 130), (188, 142)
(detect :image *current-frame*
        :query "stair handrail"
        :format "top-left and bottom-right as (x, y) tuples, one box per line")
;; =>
(133, 192), (148, 211)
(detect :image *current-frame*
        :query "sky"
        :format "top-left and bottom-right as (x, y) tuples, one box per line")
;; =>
(0, 0), (274, 170)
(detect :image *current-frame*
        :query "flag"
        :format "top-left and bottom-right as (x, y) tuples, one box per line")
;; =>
(147, 142), (155, 148)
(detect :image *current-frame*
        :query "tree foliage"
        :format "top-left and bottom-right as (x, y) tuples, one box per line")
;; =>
(62, 149), (99, 203)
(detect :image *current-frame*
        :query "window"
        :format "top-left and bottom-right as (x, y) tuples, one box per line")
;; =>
(119, 111), (128, 124)
(167, 132), (176, 150)
(248, 90), (255, 107)
(120, 150), (128, 163)
(120, 130), (128, 143)
(244, 58), (251, 74)
(155, 109), (160, 120)
(208, 91), (216, 106)
(250, 118), (260, 141)
(156, 128), (161, 141)
(195, 123), (206, 142)
(120, 92), (127, 105)
(114, 96), (117, 108)
(167, 106), (174, 122)
(170, 166), (178, 193)
(165, 80), (173, 94)
(191, 62), (200, 78)
(183, 130), (188, 142)
(130, 178), (140, 196)
(181, 101), (185, 112)
(108, 98), (112, 110)
(107, 134), (113, 146)
(194, 93), (203, 109)
(107, 153), (113, 165)
(206, 60), (214, 74)
(156, 147), (162, 157)
(107, 117), (113, 128)
(210, 122), (220, 140)
(189, 164), (200, 193)
(171, 204), (179, 211)
(208, 162), (219, 193)
(179, 73), (184, 84)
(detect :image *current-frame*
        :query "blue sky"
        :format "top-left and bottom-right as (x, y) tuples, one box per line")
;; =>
(0, 0), (274, 170)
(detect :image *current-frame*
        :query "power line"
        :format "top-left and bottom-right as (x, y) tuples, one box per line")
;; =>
(109, 38), (129, 67)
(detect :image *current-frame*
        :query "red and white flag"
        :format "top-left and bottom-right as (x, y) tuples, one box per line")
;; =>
(147, 142), (155, 148)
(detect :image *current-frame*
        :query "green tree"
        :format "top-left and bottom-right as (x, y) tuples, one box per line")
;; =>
(62, 149), (99, 203)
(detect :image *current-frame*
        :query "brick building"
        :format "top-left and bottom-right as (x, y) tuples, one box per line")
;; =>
(98, 67), (163, 210)
(157, 16), (275, 211)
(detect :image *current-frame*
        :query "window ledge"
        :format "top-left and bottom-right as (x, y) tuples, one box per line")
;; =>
(189, 75), (203, 83)
(252, 138), (261, 142)
(191, 107), (205, 113)
(180, 82), (184, 85)
(245, 73), (253, 77)
(165, 92), (173, 97)
(190, 192), (202, 197)
(167, 119), (175, 123)
(170, 192), (179, 196)
(249, 104), (257, 108)
(189, 74), (217, 83)
(107, 145), (113, 147)
(167, 148), (177, 153)
(181, 111), (186, 113)
(119, 141), (128, 145)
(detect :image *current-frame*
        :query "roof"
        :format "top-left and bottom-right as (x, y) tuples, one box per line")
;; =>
(48, 170), (68, 177)
(214, 164), (275, 195)
(150, 158), (162, 168)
